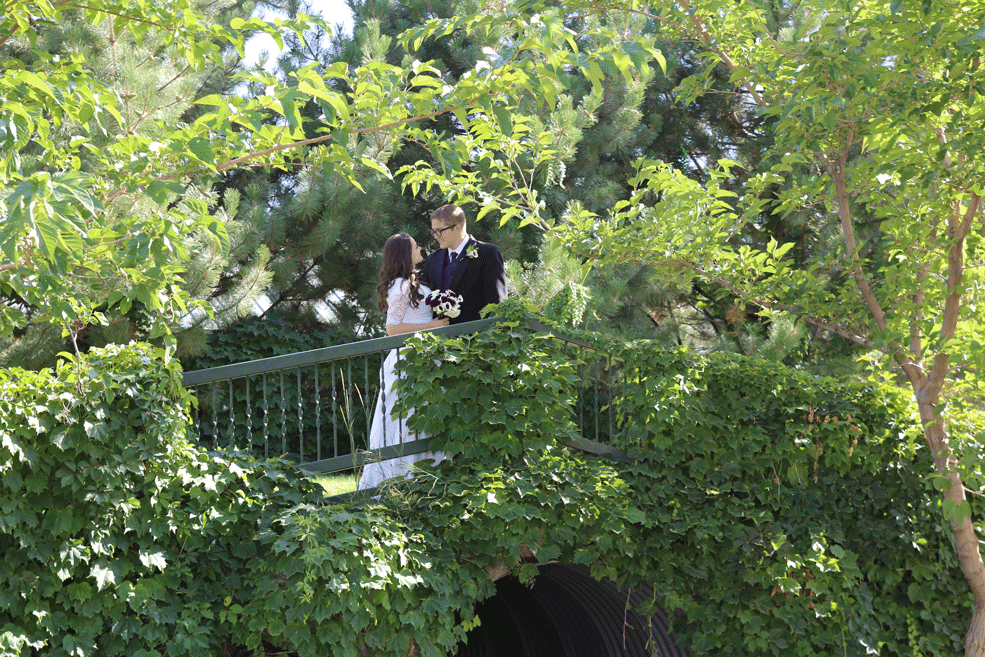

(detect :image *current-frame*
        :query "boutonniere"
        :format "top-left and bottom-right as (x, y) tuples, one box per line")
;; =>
(463, 243), (479, 259)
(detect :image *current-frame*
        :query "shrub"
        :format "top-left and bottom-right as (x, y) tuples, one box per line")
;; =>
(602, 342), (970, 655)
(387, 306), (969, 656)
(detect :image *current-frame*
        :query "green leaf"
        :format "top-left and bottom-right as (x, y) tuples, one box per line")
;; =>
(282, 97), (301, 128)
(139, 549), (168, 571)
(186, 137), (215, 168)
(652, 48), (667, 75)
(492, 105), (513, 137)
(91, 562), (116, 591)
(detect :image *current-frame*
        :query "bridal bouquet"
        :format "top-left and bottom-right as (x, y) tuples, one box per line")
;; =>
(424, 289), (463, 319)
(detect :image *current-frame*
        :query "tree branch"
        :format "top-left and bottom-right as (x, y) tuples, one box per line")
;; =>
(652, 259), (880, 350)
(58, 2), (176, 31)
(674, 0), (767, 107)
(688, 285), (723, 336)
(826, 148), (909, 344)
(925, 193), (983, 400)
(104, 102), (468, 202)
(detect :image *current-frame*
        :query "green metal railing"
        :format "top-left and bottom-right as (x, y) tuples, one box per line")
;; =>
(181, 318), (626, 477)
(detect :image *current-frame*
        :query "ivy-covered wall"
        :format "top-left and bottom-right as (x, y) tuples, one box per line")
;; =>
(0, 311), (970, 656)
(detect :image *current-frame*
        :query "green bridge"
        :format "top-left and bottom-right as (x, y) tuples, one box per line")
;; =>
(181, 317), (626, 485)
(180, 317), (689, 657)
(0, 316), (957, 655)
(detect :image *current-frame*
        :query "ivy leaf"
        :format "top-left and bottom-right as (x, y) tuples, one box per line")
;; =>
(91, 562), (116, 591)
(139, 549), (167, 571)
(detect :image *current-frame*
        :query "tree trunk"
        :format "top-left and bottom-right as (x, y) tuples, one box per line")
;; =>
(969, 602), (985, 657)
(917, 402), (985, 657)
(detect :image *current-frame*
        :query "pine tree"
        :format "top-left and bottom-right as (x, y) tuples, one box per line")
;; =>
(548, 6), (863, 374)
(207, 1), (542, 340)
(336, 3), (765, 348)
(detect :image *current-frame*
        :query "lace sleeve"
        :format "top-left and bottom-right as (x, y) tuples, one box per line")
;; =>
(385, 280), (410, 326)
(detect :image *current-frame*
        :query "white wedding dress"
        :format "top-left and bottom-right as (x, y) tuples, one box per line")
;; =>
(358, 278), (444, 491)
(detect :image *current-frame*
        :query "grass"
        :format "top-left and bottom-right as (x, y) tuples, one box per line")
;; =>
(311, 472), (360, 497)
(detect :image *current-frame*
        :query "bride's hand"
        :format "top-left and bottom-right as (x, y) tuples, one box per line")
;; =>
(431, 318), (450, 329)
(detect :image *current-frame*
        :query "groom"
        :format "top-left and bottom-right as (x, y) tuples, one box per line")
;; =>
(422, 204), (508, 324)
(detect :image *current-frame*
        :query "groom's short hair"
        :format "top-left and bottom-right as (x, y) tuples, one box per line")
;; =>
(431, 204), (466, 227)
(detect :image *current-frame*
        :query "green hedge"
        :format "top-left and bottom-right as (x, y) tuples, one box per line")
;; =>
(0, 308), (971, 656)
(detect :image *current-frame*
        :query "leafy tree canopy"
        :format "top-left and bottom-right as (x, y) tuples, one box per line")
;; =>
(0, 0), (658, 354)
(534, 0), (985, 652)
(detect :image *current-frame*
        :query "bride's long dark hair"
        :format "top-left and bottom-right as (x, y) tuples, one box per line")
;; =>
(377, 232), (424, 314)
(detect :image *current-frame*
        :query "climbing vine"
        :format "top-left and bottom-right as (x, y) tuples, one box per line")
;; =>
(0, 345), (323, 656)
(0, 307), (970, 655)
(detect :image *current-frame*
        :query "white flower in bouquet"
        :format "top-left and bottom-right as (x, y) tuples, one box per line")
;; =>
(424, 289), (463, 319)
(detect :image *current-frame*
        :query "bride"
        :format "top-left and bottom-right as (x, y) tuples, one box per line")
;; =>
(358, 233), (449, 491)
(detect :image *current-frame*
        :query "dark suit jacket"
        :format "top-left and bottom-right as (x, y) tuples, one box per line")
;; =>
(422, 238), (508, 324)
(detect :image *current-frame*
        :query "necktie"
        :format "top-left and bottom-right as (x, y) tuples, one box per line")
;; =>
(443, 250), (460, 289)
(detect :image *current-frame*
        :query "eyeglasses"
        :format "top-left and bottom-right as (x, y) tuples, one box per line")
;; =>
(430, 224), (456, 239)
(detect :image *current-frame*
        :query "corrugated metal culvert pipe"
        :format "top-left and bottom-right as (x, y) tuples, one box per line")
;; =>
(456, 563), (689, 656)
